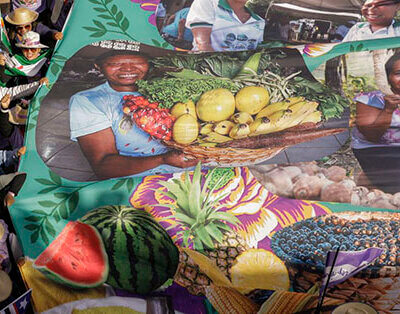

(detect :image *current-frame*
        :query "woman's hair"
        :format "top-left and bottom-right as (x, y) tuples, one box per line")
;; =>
(94, 50), (149, 66)
(385, 52), (400, 78)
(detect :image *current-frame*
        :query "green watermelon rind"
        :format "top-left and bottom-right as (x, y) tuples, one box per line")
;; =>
(33, 222), (109, 289)
(80, 205), (179, 294)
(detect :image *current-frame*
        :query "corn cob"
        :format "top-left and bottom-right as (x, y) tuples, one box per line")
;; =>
(204, 284), (259, 314)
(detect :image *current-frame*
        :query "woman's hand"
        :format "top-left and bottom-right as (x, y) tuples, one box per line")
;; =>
(162, 150), (200, 168)
(78, 128), (200, 179)
(0, 54), (6, 66)
(17, 146), (26, 157)
(53, 32), (63, 40)
(1, 94), (10, 110)
(39, 77), (49, 87)
(384, 94), (400, 113)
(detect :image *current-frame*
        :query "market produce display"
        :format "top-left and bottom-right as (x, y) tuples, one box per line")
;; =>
(33, 221), (109, 289)
(80, 206), (179, 294)
(120, 50), (348, 160)
(250, 163), (400, 209)
(271, 212), (400, 312)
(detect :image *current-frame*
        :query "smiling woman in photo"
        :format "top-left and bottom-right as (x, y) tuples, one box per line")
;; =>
(343, 0), (400, 42)
(352, 52), (400, 193)
(69, 50), (198, 180)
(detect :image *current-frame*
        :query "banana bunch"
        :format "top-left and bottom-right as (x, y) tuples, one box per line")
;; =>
(197, 96), (322, 145)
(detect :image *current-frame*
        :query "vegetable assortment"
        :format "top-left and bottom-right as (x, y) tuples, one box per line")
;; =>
(136, 78), (239, 109)
(137, 50), (349, 119)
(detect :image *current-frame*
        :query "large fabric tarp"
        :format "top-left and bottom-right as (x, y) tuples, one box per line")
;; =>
(5, 0), (400, 312)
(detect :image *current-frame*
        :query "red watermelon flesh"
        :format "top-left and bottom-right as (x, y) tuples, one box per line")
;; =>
(34, 221), (109, 288)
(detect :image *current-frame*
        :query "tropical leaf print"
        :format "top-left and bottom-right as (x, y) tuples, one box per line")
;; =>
(129, 167), (331, 250)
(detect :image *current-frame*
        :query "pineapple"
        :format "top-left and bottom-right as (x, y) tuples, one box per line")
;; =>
(205, 231), (248, 279)
(174, 249), (212, 296)
(229, 249), (290, 294)
(157, 163), (249, 294)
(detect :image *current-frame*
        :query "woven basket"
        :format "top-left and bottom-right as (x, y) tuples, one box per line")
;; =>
(163, 141), (286, 167)
(278, 212), (400, 312)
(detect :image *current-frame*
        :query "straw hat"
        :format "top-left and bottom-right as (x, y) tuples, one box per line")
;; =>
(5, 8), (39, 26)
(15, 31), (48, 49)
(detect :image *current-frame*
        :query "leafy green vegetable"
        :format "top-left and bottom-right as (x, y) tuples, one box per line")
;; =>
(197, 55), (243, 78)
(234, 52), (262, 79)
(151, 54), (201, 71)
(149, 50), (285, 79)
(136, 78), (240, 109)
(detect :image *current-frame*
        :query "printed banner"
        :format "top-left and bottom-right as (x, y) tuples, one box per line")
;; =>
(5, 0), (400, 313)
(36, 41), (349, 181)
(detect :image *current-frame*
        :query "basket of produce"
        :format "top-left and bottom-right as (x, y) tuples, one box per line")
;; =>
(271, 211), (400, 312)
(122, 50), (348, 165)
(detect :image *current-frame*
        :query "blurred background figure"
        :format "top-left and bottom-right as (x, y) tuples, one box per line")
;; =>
(343, 0), (400, 42)
(186, 0), (265, 51)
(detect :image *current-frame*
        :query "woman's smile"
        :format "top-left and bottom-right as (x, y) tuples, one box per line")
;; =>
(99, 54), (149, 91)
(362, 0), (399, 28)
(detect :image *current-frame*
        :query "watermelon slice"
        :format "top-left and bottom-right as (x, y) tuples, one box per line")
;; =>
(34, 221), (109, 288)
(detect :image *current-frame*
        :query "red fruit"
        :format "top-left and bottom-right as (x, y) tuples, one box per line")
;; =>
(124, 97), (173, 140)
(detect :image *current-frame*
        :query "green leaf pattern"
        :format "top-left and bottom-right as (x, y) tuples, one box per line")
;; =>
(83, 0), (135, 40)
(24, 170), (96, 245)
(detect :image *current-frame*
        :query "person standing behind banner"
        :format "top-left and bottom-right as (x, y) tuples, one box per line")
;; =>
(5, 7), (62, 51)
(352, 52), (400, 194)
(11, 0), (72, 32)
(6, 31), (50, 123)
(342, 0), (400, 42)
(69, 50), (199, 180)
(162, 7), (194, 49)
(185, 0), (265, 51)
(0, 52), (48, 149)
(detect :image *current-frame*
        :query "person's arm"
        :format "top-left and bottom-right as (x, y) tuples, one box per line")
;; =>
(355, 95), (400, 142)
(35, 22), (63, 41)
(191, 27), (214, 51)
(166, 14), (176, 25)
(0, 94), (13, 137)
(0, 54), (11, 84)
(77, 128), (198, 180)
(5, 77), (49, 100)
(186, 0), (215, 51)
(177, 18), (186, 40)
(3, 172), (27, 207)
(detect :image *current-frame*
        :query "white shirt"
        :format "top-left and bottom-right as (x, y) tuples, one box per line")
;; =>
(186, 0), (265, 51)
(342, 20), (400, 42)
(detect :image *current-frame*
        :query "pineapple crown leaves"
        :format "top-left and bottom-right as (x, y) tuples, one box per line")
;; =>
(153, 163), (240, 251)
